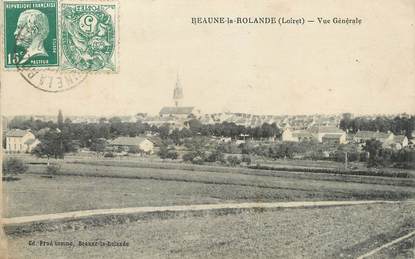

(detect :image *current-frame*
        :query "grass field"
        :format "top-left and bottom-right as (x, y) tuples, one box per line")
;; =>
(367, 235), (415, 258)
(12, 153), (415, 178)
(3, 161), (415, 217)
(4, 155), (415, 258)
(6, 202), (415, 259)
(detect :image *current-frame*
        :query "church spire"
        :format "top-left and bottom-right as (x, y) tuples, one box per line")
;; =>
(173, 73), (183, 107)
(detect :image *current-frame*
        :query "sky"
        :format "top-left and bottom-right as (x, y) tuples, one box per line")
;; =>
(2, 0), (414, 117)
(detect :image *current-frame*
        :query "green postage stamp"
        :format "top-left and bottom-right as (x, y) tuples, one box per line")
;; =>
(3, 0), (118, 72)
(60, 2), (118, 72)
(3, 0), (59, 68)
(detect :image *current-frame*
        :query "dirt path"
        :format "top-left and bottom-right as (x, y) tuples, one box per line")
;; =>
(357, 230), (415, 259)
(2, 200), (407, 226)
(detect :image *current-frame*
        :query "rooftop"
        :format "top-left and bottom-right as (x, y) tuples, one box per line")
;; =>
(6, 129), (30, 137)
(355, 131), (393, 139)
(24, 139), (37, 145)
(308, 126), (344, 134)
(394, 135), (407, 143)
(292, 130), (313, 138)
(159, 107), (196, 115)
(322, 134), (344, 139)
(109, 137), (152, 146)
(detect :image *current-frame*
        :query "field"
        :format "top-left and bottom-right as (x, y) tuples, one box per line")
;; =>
(4, 160), (415, 218)
(3, 155), (415, 258)
(6, 202), (415, 258)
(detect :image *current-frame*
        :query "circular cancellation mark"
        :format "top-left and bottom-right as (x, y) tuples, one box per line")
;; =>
(13, 17), (87, 92)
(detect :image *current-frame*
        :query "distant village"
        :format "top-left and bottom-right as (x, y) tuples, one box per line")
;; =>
(2, 76), (414, 169)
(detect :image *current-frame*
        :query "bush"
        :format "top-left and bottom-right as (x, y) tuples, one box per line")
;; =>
(192, 156), (204, 165)
(104, 152), (115, 158)
(46, 164), (61, 175)
(247, 164), (410, 178)
(360, 152), (369, 162)
(206, 150), (225, 163)
(347, 152), (360, 162)
(182, 152), (196, 162)
(3, 158), (28, 175)
(158, 146), (179, 160)
(227, 155), (241, 166)
(166, 150), (179, 160)
(241, 154), (252, 165)
(128, 146), (140, 154)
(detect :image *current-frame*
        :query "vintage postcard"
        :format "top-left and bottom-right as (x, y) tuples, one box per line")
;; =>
(1, 0), (414, 258)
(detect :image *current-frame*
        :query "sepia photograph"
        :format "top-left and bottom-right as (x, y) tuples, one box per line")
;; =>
(1, 0), (414, 258)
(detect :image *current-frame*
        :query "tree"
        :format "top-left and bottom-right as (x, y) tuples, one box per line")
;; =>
(182, 151), (206, 163)
(89, 138), (107, 154)
(158, 145), (179, 160)
(3, 158), (28, 176)
(57, 110), (64, 129)
(31, 142), (54, 159)
(32, 129), (75, 159)
(227, 155), (241, 166)
(182, 152), (196, 162)
(206, 150), (225, 163)
(241, 154), (252, 165)
(158, 124), (170, 139)
(99, 117), (108, 124)
(187, 119), (203, 134)
(109, 116), (122, 124)
(363, 139), (383, 167)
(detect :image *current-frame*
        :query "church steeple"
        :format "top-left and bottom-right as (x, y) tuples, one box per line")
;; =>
(173, 73), (183, 107)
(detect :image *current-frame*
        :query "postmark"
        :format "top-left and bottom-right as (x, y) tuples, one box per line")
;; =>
(3, 0), (59, 68)
(18, 69), (87, 92)
(60, 2), (118, 72)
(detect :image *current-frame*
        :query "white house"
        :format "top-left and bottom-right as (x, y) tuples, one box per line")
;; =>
(308, 126), (346, 143)
(282, 128), (315, 142)
(282, 126), (346, 143)
(322, 134), (347, 145)
(353, 131), (395, 144)
(281, 128), (297, 142)
(389, 135), (409, 150)
(6, 129), (40, 153)
(108, 137), (154, 154)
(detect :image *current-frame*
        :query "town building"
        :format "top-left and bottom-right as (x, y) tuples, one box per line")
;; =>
(308, 126), (346, 143)
(389, 135), (409, 150)
(6, 129), (40, 153)
(159, 75), (201, 119)
(322, 134), (347, 145)
(108, 136), (154, 154)
(352, 130), (411, 150)
(159, 107), (201, 119)
(282, 128), (313, 142)
(282, 126), (346, 143)
(353, 131), (394, 144)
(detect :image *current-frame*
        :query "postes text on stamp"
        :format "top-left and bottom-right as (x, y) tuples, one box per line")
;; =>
(61, 2), (117, 72)
(3, 0), (59, 68)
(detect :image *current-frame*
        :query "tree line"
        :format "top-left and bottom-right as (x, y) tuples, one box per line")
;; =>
(7, 116), (281, 158)
(339, 115), (415, 137)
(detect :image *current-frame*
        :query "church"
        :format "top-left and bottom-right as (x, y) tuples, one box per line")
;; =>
(159, 75), (201, 119)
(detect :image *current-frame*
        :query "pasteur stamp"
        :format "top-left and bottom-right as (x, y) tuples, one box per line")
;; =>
(3, 0), (59, 68)
(60, 2), (118, 72)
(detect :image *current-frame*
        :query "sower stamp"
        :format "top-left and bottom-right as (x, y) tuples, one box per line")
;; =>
(61, 2), (118, 72)
(3, 0), (59, 68)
